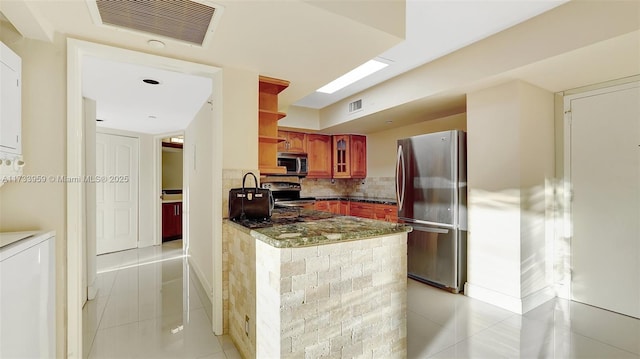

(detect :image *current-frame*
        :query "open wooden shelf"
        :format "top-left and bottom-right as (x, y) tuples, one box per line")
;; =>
(258, 165), (287, 174)
(259, 109), (287, 120)
(259, 135), (286, 144)
(258, 75), (290, 175)
(259, 76), (289, 95)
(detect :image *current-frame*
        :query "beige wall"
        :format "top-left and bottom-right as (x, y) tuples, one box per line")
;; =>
(222, 67), (258, 170)
(366, 113), (466, 177)
(0, 24), (67, 358)
(466, 80), (555, 313)
(162, 149), (183, 189)
(278, 105), (321, 131)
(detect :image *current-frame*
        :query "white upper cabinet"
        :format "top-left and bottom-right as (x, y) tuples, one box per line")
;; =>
(0, 41), (21, 156)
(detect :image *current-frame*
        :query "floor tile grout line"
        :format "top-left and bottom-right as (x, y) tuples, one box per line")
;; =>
(569, 329), (640, 357)
(424, 312), (518, 359)
(86, 265), (123, 357)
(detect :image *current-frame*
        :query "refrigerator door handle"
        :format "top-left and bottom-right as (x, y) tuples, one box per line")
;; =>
(396, 145), (405, 211)
(410, 224), (450, 234)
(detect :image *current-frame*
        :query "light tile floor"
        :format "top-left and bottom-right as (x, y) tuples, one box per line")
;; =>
(84, 242), (640, 358)
(83, 240), (241, 359)
(407, 279), (640, 359)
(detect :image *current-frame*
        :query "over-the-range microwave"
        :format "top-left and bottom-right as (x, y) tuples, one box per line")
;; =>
(277, 152), (308, 176)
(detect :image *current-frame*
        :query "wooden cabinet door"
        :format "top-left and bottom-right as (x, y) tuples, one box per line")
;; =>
(349, 202), (374, 219)
(277, 130), (289, 152)
(314, 201), (330, 212)
(162, 202), (183, 240)
(339, 201), (350, 216)
(162, 203), (175, 239)
(277, 131), (307, 153)
(332, 135), (351, 178)
(287, 132), (307, 153)
(331, 134), (366, 179)
(350, 135), (367, 179)
(306, 134), (332, 178)
(175, 202), (183, 237)
(328, 201), (340, 214)
(374, 204), (397, 222)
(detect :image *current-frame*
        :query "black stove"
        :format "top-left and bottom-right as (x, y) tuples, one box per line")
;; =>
(261, 180), (315, 207)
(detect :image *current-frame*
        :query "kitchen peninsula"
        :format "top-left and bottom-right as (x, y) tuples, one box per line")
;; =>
(225, 208), (411, 358)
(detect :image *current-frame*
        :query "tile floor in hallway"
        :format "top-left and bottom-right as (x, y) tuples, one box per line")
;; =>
(407, 279), (640, 359)
(84, 240), (639, 358)
(83, 240), (240, 359)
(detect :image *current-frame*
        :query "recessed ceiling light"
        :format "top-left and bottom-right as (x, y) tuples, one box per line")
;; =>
(143, 78), (161, 85)
(316, 59), (389, 94)
(147, 39), (165, 49)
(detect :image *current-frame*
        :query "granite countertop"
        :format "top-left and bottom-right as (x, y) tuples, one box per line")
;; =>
(314, 196), (397, 205)
(228, 207), (411, 248)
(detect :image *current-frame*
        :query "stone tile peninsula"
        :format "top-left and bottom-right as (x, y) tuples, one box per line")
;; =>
(225, 208), (412, 358)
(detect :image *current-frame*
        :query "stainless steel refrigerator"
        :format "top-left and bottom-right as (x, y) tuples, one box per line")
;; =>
(396, 130), (467, 293)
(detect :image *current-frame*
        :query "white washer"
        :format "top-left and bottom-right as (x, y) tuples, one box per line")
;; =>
(0, 230), (56, 358)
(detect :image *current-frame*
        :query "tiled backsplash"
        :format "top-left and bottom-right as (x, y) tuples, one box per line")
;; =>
(301, 176), (395, 199)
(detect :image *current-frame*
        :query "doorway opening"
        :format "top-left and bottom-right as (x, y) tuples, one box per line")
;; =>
(161, 135), (185, 244)
(67, 39), (224, 358)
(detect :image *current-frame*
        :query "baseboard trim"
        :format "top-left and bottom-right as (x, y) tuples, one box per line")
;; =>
(465, 283), (555, 314)
(87, 283), (98, 301)
(188, 256), (214, 322)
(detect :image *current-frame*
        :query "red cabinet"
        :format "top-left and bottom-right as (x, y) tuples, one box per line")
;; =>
(162, 202), (182, 241)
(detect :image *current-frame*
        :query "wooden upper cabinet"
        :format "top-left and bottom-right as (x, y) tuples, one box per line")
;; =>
(278, 130), (307, 153)
(332, 134), (366, 179)
(350, 135), (367, 178)
(332, 135), (351, 178)
(306, 134), (332, 179)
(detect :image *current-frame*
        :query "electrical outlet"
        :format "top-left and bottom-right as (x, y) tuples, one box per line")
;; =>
(245, 315), (249, 336)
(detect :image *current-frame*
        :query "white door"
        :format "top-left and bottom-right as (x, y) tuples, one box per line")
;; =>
(96, 133), (139, 255)
(570, 83), (640, 319)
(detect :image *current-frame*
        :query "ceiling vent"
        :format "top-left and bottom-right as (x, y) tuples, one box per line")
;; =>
(348, 99), (363, 114)
(87, 0), (224, 47)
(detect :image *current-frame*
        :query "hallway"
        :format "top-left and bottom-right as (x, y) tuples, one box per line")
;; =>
(83, 240), (239, 358)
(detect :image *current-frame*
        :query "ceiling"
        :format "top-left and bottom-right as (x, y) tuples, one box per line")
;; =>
(1, 0), (638, 135)
(295, 0), (566, 109)
(82, 55), (212, 134)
